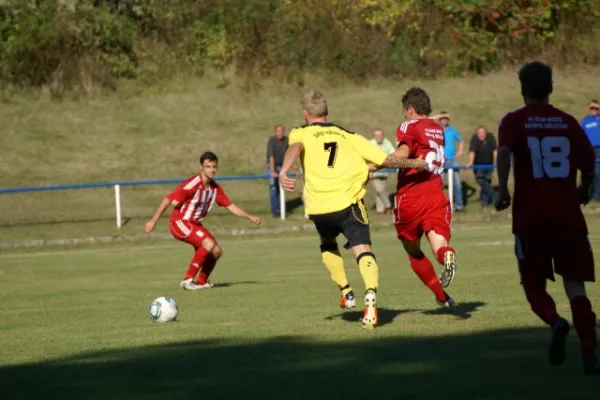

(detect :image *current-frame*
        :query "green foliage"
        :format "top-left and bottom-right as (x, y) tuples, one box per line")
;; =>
(0, 0), (598, 93)
(0, 0), (137, 93)
(436, 0), (600, 74)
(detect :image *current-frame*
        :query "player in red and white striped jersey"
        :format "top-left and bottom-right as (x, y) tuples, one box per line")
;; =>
(145, 152), (261, 290)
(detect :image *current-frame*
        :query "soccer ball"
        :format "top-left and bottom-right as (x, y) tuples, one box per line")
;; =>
(149, 296), (178, 323)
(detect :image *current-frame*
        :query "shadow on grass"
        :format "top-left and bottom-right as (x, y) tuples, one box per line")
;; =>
(325, 308), (417, 327)
(211, 281), (259, 288)
(422, 301), (486, 320)
(325, 302), (486, 327)
(1, 327), (595, 399)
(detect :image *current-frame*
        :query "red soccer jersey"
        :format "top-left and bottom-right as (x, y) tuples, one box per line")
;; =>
(167, 175), (232, 223)
(396, 119), (445, 195)
(498, 104), (595, 237)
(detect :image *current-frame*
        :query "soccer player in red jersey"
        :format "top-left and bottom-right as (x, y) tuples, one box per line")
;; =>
(495, 61), (599, 374)
(392, 88), (458, 307)
(145, 152), (261, 290)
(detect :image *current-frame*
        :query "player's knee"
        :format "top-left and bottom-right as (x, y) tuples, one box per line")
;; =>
(201, 238), (217, 252)
(212, 245), (223, 259)
(356, 251), (376, 264)
(320, 242), (339, 253)
(522, 279), (546, 291)
(408, 251), (426, 261)
(401, 239), (421, 256)
(563, 280), (586, 300)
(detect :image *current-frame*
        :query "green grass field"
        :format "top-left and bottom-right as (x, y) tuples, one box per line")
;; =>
(2, 218), (600, 399)
(1, 67), (599, 398)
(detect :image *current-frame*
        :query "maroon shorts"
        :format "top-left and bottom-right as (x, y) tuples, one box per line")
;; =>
(169, 219), (215, 248)
(393, 189), (451, 242)
(514, 235), (595, 284)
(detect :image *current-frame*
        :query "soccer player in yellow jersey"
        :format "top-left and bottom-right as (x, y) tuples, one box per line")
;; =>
(279, 90), (427, 329)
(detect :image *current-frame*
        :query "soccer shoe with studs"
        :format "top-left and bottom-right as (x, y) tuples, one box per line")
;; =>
(195, 281), (214, 289)
(439, 251), (457, 288)
(548, 317), (570, 366)
(180, 278), (200, 290)
(435, 291), (456, 308)
(583, 358), (600, 375)
(338, 291), (356, 309)
(362, 290), (378, 330)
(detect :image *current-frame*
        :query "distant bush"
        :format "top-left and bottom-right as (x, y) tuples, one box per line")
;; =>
(0, 0), (598, 94)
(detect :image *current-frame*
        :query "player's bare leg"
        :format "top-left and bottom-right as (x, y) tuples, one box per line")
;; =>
(350, 244), (379, 329)
(402, 239), (455, 307)
(564, 280), (600, 374)
(426, 230), (457, 288)
(180, 238), (217, 290)
(319, 238), (355, 309)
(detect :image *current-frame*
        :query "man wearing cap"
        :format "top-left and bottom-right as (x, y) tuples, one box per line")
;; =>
(581, 100), (600, 201)
(434, 112), (464, 211)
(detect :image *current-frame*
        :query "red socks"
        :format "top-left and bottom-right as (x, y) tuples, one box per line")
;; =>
(197, 254), (217, 285)
(184, 247), (210, 280)
(409, 252), (446, 302)
(435, 246), (455, 265)
(524, 287), (559, 326)
(570, 296), (597, 359)
(524, 289), (597, 360)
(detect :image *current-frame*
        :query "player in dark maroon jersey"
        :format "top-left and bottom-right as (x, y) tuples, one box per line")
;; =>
(145, 152), (261, 290)
(495, 61), (599, 374)
(392, 88), (458, 307)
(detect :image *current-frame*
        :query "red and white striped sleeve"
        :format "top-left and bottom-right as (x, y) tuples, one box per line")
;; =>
(167, 175), (200, 206)
(215, 186), (232, 207)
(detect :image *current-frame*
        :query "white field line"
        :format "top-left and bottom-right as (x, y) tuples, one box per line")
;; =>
(2, 231), (599, 262)
(0, 223), (512, 260)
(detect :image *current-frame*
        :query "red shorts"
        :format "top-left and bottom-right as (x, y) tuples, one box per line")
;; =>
(515, 235), (595, 285)
(169, 219), (215, 248)
(393, 189), (451, 242)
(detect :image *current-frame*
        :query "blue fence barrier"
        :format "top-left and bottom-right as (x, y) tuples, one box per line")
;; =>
(0, 164), (501, 194)
(0, 174), (272, 194)
(3, 159), (599, 194)
(1, 160), (597, 226)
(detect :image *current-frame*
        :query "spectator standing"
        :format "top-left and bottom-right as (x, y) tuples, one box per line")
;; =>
(266, 124), (289, 217)
(437, 112), (464, 211)
(466, 126), (497, 207)
(581, 99), (600, 201)
(369, 128), (395, 214)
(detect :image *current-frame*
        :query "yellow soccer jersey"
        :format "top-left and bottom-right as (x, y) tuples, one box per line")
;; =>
(289, 122), (388, 215)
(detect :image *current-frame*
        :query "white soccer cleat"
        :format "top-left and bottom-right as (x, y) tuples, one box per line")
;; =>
(436, 291), (456, 308)
(195, 282), (214, 289)
(338, 291), (356, 309)
(362, 290), (378, 329)
(180, 278), (200, 291)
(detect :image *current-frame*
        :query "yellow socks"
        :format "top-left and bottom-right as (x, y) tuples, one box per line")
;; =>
(357, 252), (379, 292)
(321, 249), (351, 294)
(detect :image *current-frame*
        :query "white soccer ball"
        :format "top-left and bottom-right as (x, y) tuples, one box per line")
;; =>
(149, 296), (178, 323)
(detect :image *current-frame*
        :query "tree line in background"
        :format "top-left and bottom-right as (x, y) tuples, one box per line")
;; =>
(0, 0), (598, 94)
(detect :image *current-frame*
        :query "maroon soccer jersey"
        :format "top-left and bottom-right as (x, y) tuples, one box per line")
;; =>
(395, 119), (445, 195)
(167, 175), (232, 223)
(498, 104), (596, 237)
